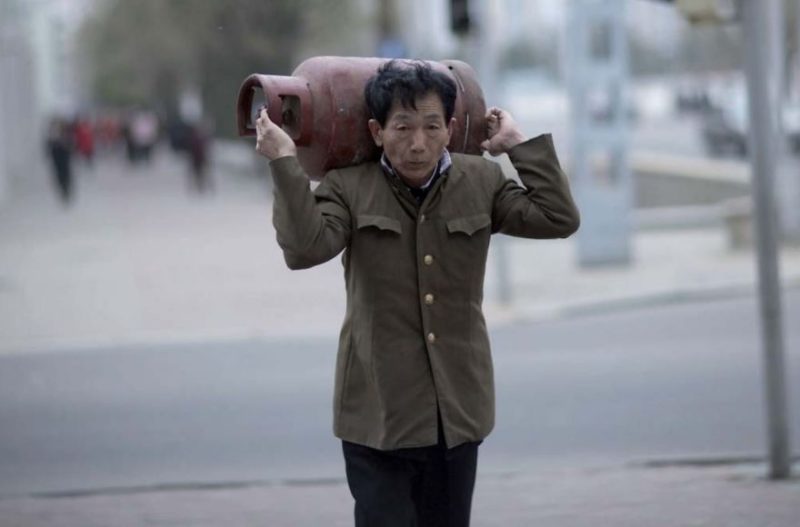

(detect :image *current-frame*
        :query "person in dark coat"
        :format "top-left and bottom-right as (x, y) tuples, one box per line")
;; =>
(187, 121), (211, 193)
(45, 117), (74, 204)
(255, 60), (580, 526)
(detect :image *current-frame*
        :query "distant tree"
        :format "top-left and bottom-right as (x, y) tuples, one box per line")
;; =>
(79, 0), (356, 137)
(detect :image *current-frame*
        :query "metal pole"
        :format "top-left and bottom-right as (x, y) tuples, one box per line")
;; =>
(794, 0), (800, 97)
(739, 0), (792, 480)
(791, 0), (800, 95)
(0, 21), (8, 203)
(774, 0), (800, 243)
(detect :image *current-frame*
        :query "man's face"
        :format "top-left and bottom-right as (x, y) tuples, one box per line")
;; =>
(368, 92), (454, 188)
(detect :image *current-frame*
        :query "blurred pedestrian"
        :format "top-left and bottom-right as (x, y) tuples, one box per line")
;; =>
(255, 60), (580, 526)
(186, 120), (212, 193)
(166, 115), (191, 153)
(45, 116), (74, 205)
(73, 115), (95, 167)
(95, 111), (123, 157)
(126, 108), (159, 164)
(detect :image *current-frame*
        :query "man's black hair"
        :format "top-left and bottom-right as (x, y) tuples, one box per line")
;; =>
(364, 60), (457, 127)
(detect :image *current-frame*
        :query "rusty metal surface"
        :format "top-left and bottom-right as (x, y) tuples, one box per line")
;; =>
(236, 56), (487, 180)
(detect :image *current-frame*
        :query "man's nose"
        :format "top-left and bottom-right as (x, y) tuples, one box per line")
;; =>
(410, 130), (426, 152)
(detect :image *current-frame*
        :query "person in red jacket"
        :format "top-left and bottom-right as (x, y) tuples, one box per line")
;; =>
(73, 116), (95, 166)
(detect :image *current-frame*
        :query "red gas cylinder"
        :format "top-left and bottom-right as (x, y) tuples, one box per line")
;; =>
(237, 56), (486, 180)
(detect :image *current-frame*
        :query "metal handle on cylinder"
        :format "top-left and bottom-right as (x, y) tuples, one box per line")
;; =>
(236, 74), (313, 146)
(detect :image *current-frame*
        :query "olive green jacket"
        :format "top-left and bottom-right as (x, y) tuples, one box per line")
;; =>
(269, 134), (579, 450)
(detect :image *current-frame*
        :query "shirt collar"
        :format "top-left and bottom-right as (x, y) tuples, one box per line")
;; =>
(380, 149), (452, 190)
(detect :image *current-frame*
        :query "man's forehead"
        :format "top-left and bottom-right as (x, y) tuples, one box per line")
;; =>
(388, 94), (445, 120)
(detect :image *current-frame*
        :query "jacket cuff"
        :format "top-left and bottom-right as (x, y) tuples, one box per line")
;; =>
(268, 155), (310, 192)
(507, 133), (558, 164)
(269, 155), (303, 177)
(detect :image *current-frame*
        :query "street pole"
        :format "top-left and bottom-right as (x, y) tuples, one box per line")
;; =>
(775, 0), (800, 244)
(0, 21), (8, 204)
(739, 0), (792, 480)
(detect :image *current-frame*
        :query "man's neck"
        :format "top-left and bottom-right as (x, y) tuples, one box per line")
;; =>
(399, 169), (437, 190)
(380, 150), (451, 190)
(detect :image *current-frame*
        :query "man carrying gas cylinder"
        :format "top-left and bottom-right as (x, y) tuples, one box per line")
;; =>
(255, 59), (580, 527)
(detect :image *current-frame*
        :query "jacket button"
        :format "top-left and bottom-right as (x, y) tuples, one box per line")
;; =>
(420, 214), (426, 223)
(424, 254), (434, 265)
(427, 332), (436, 344)
(424, 293), (434, 305)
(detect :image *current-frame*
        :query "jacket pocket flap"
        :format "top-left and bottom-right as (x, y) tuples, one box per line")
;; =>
(446, 213), (491, 236)
(356, 214), (402, 234)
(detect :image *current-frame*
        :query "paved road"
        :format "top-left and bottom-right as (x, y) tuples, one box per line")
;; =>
(1, 290), (798, 498)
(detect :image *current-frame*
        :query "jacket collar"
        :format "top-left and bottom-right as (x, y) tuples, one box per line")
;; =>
(379, 149), (452, 190)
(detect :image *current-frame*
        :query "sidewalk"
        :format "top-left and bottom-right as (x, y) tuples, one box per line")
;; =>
(1, 147), (799, 353)
(1, 461), (798, 526)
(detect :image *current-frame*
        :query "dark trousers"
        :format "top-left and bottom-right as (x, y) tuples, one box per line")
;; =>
(342, 428), (480, 527)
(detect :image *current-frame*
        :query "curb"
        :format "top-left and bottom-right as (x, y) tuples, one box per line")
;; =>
(499, 276), (800, 325)
(3, 279), (798, 356)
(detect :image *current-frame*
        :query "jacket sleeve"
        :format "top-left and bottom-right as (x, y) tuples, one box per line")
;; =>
(269, 156), (351, 270)
(491, 133), (580, 238)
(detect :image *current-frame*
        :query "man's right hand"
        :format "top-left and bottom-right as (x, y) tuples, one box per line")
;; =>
(255, 108), (297, 160)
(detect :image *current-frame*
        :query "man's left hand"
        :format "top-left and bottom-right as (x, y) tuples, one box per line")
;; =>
(480, 107), (526, 156)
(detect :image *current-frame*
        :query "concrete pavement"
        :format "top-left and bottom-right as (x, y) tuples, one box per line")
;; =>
(0, 462), (798, 526)
(1, 144), (799, 353)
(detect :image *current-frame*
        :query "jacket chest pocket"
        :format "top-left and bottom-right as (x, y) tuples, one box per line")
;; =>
(356, 214), (402, 234)
(442, 213), (492, 284)
(352, 214), (406, 284)
(446, 213), (491, 237)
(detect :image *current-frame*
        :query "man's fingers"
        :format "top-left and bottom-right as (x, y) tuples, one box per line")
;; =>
(256, 109), (276, 139)
(256, 108), (271, 129)
(486, 106), (512, 124)
(255, 107), (268, 153)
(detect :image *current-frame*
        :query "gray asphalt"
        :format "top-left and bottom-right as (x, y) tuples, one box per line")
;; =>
(1, 289), (798, 498)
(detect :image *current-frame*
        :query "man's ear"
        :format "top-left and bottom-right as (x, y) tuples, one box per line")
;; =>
(368, 119), (383, 147)
(447, 117), (456, 140)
